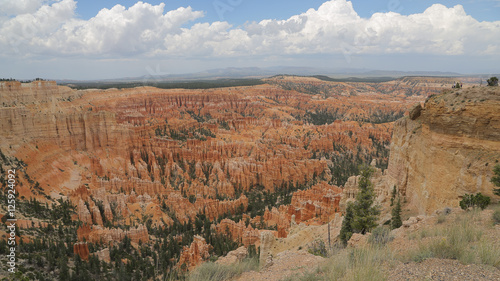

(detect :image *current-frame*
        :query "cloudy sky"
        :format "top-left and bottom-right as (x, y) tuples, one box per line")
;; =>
(0, 0), (499, 80)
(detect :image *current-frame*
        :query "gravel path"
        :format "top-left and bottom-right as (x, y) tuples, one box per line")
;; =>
(388, 258), (500, 281)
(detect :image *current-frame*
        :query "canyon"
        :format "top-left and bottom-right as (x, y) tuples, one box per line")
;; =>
(1, 75), (496, 279)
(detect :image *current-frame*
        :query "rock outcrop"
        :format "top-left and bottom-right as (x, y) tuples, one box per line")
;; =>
(94, 248), (111, 263)
(288, 182), (342, 224)
(216, 246), (248, 265)
(77, 224), (149, 244)
(178, 236), (211, 270)
(386, 87), (500, 214)
(259, 231), (276, 268)
(216, 218), (261, 246)
(73, 242), (90, 260)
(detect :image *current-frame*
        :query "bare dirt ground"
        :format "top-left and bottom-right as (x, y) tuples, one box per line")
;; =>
(388, 258), (500, 281)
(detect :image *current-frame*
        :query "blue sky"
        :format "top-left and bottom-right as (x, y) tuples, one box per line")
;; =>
(74, 1), (500, 23)
(0, 0), (499, 79)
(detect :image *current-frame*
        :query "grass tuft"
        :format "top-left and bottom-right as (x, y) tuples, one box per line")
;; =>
(493, 208), (500, 225)
(368, 226), (393, 246)
(403, 209), (500, 267)
(319, 246), (392, 281)
(187, 257), (259, 281)
(436, 213), (446, 224)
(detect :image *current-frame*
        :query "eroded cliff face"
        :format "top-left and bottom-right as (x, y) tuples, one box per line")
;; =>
(0, 78), (432, 271)
(387, 87), (500, 214)
(0, 80), (408, 230)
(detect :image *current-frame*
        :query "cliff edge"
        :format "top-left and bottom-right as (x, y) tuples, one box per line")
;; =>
(387, 86), (500, 214)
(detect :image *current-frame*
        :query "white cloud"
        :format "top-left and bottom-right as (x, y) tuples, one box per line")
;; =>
(0, 0), (75, 55)
(0, 0), (499, 59)
(0, 0), (204, 56)
(0, 0), (43, 16)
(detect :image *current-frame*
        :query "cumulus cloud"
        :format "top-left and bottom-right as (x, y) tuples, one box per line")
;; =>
(1, 0), (499, 59)
(0, 0), (43, 16)
(0, 0), (204, 56)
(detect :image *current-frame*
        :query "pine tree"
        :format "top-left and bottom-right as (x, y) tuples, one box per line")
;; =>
(339, 202), (355, 245)
(390, 186), (397, 206)
(391, 198), (402, 229)
(58, 257), (69, 281)
(492, 164), (500, 196)
(351, 166), (380, 234)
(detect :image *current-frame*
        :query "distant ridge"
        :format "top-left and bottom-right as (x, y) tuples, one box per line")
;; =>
(55, 66), (464, 84)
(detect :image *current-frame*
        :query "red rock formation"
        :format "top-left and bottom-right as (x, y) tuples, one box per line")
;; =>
(0, 78), (434, 255)
(74, 242), (90, 260)
(216, 219), (261, 246)
(178, 236), (211, 270)
(89, 201), (103, 225)
(289, 182), (342, 224)
(16, 219), (48, 229)
(77, 199), (92, 225)
(77, 224), (148, 244)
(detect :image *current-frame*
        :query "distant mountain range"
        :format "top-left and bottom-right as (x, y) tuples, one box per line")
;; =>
(56, 66), (465, 83)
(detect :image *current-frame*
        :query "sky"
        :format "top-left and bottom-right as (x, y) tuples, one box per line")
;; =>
(0, 0), (499, 80)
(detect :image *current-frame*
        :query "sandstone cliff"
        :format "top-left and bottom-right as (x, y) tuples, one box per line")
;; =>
(386, 87), (500, 214)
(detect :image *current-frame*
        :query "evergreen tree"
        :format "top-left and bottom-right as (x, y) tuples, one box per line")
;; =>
(351, 166), (380, 234)
(58, 257), (69, 281)
(492, 164), (500, 196)
(391, 198), (402, 229)
(390, 186), (397, 206)
(487, 77), (499, 86)
(339, 202), (355, 245)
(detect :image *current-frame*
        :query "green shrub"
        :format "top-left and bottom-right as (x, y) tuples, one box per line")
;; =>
(308, 239), (328, 257)
(493, 209), (500, 225)
(368, 226), (393, 246)
(487, 77), (499, 86)
(459, 193), (490, 210)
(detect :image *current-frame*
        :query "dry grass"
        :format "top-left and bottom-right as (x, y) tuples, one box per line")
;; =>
(285, 206), (500, 281)
(493, 206), (500, 225)
(404, 209), (500, 268)
(187, 257), (259, 281)
(283, 245), (394, 281)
